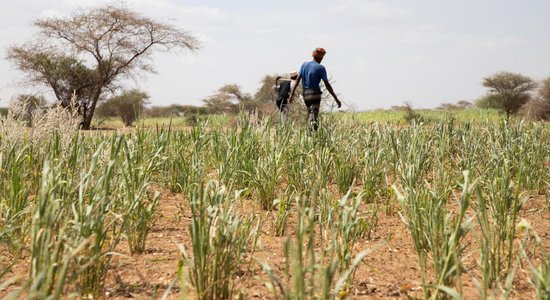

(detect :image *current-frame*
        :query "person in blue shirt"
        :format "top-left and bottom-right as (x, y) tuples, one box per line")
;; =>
(289, 47), (341, 130)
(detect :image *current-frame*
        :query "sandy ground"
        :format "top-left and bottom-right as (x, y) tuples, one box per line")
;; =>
(104, 188), (550, 299)
(1, 186), (548, 299)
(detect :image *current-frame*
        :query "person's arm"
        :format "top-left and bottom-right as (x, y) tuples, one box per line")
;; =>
(323, 79), (341, 108)
(288, 74), (301, 103)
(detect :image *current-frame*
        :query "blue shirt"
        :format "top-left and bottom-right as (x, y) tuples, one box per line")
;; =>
(299, 61), (327, 90)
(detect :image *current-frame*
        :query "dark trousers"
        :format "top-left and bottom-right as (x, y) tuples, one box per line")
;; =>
(306, 102), (320, 131)
(303, 89), (322, 131)
(276, 99), (289, 122)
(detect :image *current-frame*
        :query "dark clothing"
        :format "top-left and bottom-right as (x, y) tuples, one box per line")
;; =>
(303, 88), (322, 106)
(276, 80), (292, 112)
(303, 88), (322, 130)
(307, 103), (320, 131)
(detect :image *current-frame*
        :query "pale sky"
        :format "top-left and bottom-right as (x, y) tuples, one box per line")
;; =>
(1, 0), (549, 110)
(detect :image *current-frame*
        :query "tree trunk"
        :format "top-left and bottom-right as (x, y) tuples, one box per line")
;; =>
(81, 87), (102, 130)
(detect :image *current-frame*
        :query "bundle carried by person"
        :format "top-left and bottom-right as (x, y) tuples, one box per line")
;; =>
(273, 71), (298, 112)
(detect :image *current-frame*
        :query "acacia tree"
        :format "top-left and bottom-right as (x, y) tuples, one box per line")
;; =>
(482, 71), (537, 120)
(97, 89), (149, 126)
(14, 94), (48, 126)
(254, 75), (278, 102)
(438, 100), (473, 110)
(7, 50), (96, 115)
(8, 5), (199, 129)
(203, 84), (253, 114)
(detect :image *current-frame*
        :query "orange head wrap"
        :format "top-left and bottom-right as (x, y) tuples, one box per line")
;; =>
(312, 47), (326, 58)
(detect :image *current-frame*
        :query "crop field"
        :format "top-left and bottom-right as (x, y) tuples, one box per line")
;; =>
(0, 111), (549, 299)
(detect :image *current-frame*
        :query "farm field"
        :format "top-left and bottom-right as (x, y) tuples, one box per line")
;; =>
(1, 111), (549, 299)
(92, 109), (506, 130)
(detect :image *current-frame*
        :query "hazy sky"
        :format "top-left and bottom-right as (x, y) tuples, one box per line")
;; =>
(1, 0), (549, 110)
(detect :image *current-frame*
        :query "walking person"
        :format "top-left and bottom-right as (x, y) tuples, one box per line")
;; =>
(273, 71), (299, 122)
(289, 47), (341, 130)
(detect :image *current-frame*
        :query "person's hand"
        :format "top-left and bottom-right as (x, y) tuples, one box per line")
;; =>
(335, 99), (342, 108)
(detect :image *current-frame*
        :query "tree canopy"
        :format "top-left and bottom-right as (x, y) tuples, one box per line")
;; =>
(97, 89), (149, 127)
(254, 75), (278, 103)
(202, 84), (253, 114)
(7, 51), (95, 112)
(481, 71), (537, 120)
(13, 94), (48, 126)
(524, 76), (550, 120)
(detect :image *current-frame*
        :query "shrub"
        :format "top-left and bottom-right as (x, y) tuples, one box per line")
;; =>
(403, 102), (424, 123)
(523, 77), (550, 120)
(97, 89), (149, 127)
(0, 107), (10, 116)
